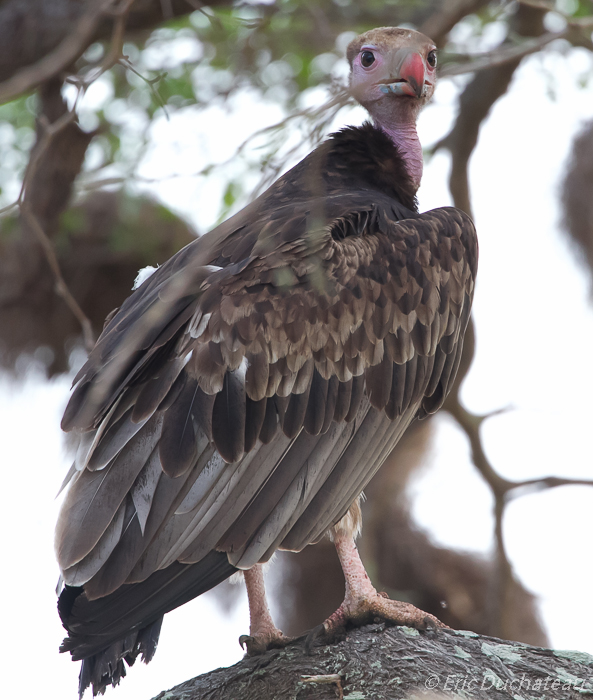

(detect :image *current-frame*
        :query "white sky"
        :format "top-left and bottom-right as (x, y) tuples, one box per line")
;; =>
(1, 43), (593, 699)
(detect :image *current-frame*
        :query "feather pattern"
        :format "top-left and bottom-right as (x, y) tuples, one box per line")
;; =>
(56, 414), (164, 572)
(62, 499), (127, 586)
(56, 122), (477, 693)
(129, 448), (162, 535)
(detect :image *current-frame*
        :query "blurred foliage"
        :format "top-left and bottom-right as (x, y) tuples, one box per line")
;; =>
(0, 0), (591, 224)
(0, 94), (36, 202)
(55, 191), (193, 261)
(0, 190), (195, 375)
(0, 0), (588, 225)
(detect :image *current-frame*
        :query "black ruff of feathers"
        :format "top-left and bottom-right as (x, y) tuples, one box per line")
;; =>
(56, 122), (478, 696)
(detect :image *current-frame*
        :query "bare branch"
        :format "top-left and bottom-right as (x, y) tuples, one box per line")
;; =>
(0, 0), (117, 105)
(117, 57), (169, 116)
(445, 393), (593, 638)
(74, 88), (353, 203)
(419, 0), (491, 47)
(509, 475), (593, 498)
(237, 89), (351, 159)
(0, 104), (82, 216)
(433, 3), (549, 218)
(15, 99), (96, 349)
(433, 0), (593, 640)
(246, 89), (351, 197)
(518, 0), (593, 27)
(439, 29), (568, 78)
(0, 0), (140, 353)
(444, 401), (513, 499)
(20, 204), (95, 352)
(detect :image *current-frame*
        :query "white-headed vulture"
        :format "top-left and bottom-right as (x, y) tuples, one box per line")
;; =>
(55, 27), (478, 696)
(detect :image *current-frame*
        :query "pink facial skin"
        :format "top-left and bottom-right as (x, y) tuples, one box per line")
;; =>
(349, 39), (437, 189)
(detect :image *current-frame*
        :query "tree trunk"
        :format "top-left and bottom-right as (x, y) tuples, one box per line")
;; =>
(150, 623), (592, 700)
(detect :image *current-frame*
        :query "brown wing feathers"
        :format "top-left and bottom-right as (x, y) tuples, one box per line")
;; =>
(57, 214), (473, 592)
(56, 124), (477, 697)
(58, 203), (474, 581)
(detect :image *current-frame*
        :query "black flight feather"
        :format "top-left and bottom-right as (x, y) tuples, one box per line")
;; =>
(212, 371), (246, 463)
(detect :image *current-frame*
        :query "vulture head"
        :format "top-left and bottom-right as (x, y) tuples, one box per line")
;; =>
(347, 27), (437, 187)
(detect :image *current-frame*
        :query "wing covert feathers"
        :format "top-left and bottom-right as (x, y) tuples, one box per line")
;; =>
(56, 123), (477, 693)
(57, 202), (475, 589)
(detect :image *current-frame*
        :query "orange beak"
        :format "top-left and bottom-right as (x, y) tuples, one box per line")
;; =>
(378, 49), (428, 98)
(399, 52), (426, 98)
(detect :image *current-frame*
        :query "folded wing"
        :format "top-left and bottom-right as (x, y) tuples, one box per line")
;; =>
(56, 193), (477, 694)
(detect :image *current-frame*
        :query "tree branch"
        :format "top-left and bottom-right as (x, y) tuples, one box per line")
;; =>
(419, 0), (490, 48)
(445, 394), (593, 639)
(0, 0), (117, 105)
(0, 0), (140, 353)
(149, 624), (593, 700)
(20, 203), (95, 351)
(518, 0), (593, 27)
(438, 29), (568, 78)
(433, 4), (548, 217)
(435, 2), (593, 628)
(0, 0), (240, 88)
(445, 400), (593, 502)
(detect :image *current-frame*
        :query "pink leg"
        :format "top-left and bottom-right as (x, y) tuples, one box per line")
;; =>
(239, 564), (290, 655)
(322, 529), (446, 637)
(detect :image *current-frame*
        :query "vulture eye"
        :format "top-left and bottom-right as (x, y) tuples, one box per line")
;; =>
(360, 50), (376, 68)
(427, 50), (437, 68)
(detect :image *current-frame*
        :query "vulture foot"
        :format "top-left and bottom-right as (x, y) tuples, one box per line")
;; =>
(308, 527), (446, 650)
(239, 629), (292, 656)
(241, 564), (291, 655)
(312, 592), (445, 648)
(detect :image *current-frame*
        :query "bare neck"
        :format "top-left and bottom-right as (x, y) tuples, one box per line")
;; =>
(375, 118), (423, 190)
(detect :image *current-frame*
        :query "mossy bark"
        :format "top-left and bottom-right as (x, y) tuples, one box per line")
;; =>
(150, 623), (593, 700)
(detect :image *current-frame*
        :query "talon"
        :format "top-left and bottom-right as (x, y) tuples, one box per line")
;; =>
(305, 623), (326, 654)
(422, 616), (439, 631)
(239, 634), (253, 650)
(239, 629), (292, 655)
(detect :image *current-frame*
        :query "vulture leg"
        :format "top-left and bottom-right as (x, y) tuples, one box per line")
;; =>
(314, 525), (446, 644)
(239, 564), (290, 655)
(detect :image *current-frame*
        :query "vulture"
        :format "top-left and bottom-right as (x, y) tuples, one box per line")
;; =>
(55, 27), (478, 697)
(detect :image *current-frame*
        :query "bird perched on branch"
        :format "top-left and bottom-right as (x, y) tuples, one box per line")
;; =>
(56, 26), (478, 697)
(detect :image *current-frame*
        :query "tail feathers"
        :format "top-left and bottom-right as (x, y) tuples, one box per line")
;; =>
(58, 552), (237, 697)
(77, 618), (163, 697)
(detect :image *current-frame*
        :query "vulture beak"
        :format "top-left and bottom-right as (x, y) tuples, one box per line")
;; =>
(379, 49), (429, 98)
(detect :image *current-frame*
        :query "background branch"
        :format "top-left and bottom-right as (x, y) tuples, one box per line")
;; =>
(438, 29), (568, 78)
(0, 0), (117, 105)
(419, 0), (490, 47)
(20, 204), (95, 351)
(0, 1), (140, 355)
